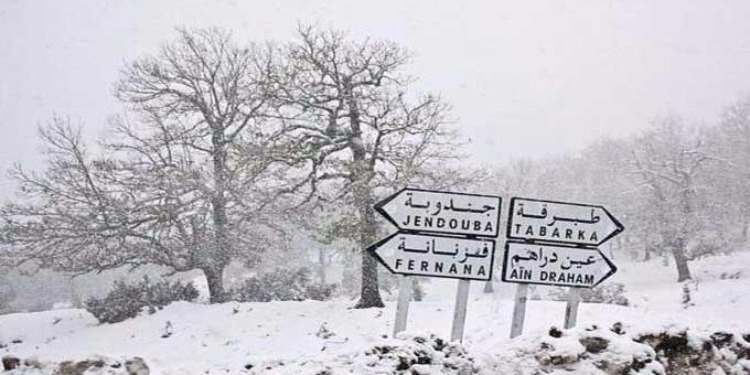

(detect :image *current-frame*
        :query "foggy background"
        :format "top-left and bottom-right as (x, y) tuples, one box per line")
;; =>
(4, 0), (750, 197)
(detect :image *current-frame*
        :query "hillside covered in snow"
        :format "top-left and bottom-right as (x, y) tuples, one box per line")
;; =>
(2, 252), (749, 374)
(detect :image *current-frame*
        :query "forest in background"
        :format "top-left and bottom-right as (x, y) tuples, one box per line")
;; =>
(1, 25), (749, 314)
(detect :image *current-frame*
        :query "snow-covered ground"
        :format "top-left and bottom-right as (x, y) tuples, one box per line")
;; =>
(1, 252), (749, 374)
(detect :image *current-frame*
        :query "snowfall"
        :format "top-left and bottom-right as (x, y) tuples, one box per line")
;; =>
(1, 251), (749, 374)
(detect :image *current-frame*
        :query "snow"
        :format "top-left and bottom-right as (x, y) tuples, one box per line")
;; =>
(1, 252), (750, 374)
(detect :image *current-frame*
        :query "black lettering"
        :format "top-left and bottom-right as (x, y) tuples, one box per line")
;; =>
(540, 271), (548, 281)
(435, 262), (444, 273)
(539, 226), (546, 236)
(474, 221), (482, 231)
(590, 232), (598, 242)
(402, 215), (411, 226)
(510, 268), (519, 279)
(463, 264), (472, 274)
(515, 224), (522, 234)
(578, 230), (585, 240)
(484, 222), (493, 232)
(478, 266), (486, 276)
(525, 226), (534, 236)
(461, 220), (470, 230)
(522, 269), (532, 280)
(565, 229), (573, 239)
(449, 219), (458, 229)
(584, 274), (594, 285)
(395, 259), (403, 269)
(437, 218), (445, 228)
(552, 228), (560, 238)
(420, 261), (429, 271)
(414, 216), (421, 227)
(408, 259), (415, 271)
(424, 217), (433, 227)
(449, 264), (458, 274)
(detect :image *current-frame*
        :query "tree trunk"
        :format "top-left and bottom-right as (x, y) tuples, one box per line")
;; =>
(207, 130), (230, 303)
(352, 188), (384, 308)
(346, 78), (384, 309)
(203, 266), (226, 303)
(671, 237), (692, 282)
(355, 246), (385, 308)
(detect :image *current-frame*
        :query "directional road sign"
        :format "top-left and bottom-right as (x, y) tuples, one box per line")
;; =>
(375, 188), (502, 238)
(368, 232), (496, 281)
(501, 242), (616, 288)
(506, 197), (624, 247)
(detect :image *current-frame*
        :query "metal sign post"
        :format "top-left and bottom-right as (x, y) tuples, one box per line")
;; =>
(564, 288), (581, 329)
(451, 279), (471, 341)
(393, 276), (411, 337)
(370, 188), (502, 342)
(510, 283), (529, 338)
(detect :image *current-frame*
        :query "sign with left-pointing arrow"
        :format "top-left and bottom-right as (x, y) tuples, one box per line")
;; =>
(368, 232), (496, 281)
(371, 188), (503, 342)
(375, 188), (502, 238)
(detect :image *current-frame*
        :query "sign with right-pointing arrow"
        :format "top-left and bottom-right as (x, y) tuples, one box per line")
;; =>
(502, 242), (617, 288)
(506, 197), (624, 247)
(502, 196), (624, 337)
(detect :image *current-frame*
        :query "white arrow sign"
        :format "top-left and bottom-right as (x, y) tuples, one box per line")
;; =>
(368, 232), (496, 281)
(506, 197), (624, 247)
(375, 188), (502, 238)
(501, 242), (616, 288)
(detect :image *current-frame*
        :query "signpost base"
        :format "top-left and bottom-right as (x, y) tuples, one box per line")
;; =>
(564, 288), (580, 329)
(510, 283), (529, 338)
(450, 279), (471, 342)
(393, 276), (411, 337)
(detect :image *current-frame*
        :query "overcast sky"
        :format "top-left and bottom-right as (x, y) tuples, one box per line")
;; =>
(3, 0), (750, 196)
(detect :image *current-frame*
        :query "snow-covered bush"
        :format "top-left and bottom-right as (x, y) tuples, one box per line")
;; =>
(0, 355), (149, 374)
(85, 277), (198, 324)
(231, 268), (336, 302)
(580, 283), (630, 306)
(490, 326), (750, 375)
(549, 283), (630, 306)
(251, 333), (482, 374)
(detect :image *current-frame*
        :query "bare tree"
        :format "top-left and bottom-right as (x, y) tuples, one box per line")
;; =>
(629, 118), (714, 281)
(1, 29), (295, 303)
(716, 95), (750, 242)
(271, 26), (463, 308)
(111, 28), (304, 302)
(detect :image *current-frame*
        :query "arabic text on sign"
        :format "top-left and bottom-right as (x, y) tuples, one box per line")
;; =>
(373, 233), (495, 281)
(503, 242), (611, 287)
(384, 190), (501, 237)
(509, 200), (612, 245)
